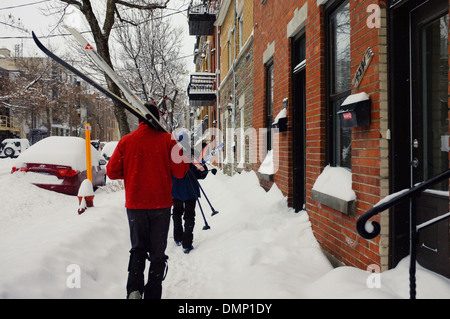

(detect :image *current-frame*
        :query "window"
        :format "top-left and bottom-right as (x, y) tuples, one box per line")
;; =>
(266, 61), (274, 151)
(239, 16), (244, 49)
(328, 0), (351, 168)
(228, 40), (232, 70)
(293, 33), (306, 73)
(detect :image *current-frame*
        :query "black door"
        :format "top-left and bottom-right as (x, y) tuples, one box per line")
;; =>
(410, 0), (450, 278)
(390, 0), (450, 277)
(292, 33), (306, 212)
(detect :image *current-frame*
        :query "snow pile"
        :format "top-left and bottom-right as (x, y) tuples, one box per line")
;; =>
(165, 170), (332, 298)
(258, 150), (274, 175)
(312, 165), (356, 201)
(100, 141), (118, 160)
(78, 179), (94, 196)
(0, 158), (449, 299)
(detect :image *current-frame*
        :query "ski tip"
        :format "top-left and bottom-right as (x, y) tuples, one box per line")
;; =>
(31, 31), (42, 48)
(63, 25), (76, 34)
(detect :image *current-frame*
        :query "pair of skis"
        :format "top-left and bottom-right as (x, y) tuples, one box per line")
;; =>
(64, 26), (172, 132)
(32, 28), (222, 165)
(32, 28), (167, 133)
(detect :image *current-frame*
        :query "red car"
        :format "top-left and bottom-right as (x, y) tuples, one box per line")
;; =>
(11, 136), (106, 196)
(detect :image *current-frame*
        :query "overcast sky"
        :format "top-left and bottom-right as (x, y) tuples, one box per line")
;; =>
(0, 0), (195, 71)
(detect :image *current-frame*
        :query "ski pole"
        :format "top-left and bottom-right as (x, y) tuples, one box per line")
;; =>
(188, 165), (219, 216)
(196, 197), (210, 230)
(197, 181), (219, 216)
(187, 171), (210, 230)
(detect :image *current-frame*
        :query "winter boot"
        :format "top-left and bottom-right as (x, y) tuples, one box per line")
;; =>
(144, 259), (168, 299)
(127, 291), (142, 299)
(126, 250), (147, 297)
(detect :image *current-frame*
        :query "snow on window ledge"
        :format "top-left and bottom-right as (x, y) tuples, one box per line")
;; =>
(257, 150), (275, 181)
(311, 165), (357, 216)
(258, 150), (274, 175)
(272, 108), (287, 125)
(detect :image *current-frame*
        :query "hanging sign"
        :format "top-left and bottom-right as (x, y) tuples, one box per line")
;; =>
(352, 47), (374, 89)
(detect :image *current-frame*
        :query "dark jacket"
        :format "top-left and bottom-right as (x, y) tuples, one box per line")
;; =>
(172, 163), (208, 201)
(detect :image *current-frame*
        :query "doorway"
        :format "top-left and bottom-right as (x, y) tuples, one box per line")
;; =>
(390, 0), (450, 277)
(292, 33), (306, 212)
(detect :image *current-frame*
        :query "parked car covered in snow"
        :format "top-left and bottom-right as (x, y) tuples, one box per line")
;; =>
(11, 136), (107, 196)
(0, 138), (30, 158)
(100, 141), (118, 161)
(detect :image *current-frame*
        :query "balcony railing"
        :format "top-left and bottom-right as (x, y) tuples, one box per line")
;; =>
(188, 72), (216, 107)
(0, 115), (20, 132)
(188, 0), (218, 35)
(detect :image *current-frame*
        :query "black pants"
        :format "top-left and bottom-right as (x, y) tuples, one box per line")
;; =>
(172, 199), (196, 249)
(126, 208), (170, 299)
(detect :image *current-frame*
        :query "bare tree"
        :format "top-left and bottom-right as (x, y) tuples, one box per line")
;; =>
(5, 57), (54, 134)
(113, 7), (188, 128)
(1, 56), (83, 138)
(53, 0), (170, 136)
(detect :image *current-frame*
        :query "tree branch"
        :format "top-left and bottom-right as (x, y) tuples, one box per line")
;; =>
(115, 0), (169, 10)
(114, 5), (139, 26)
(25, 74), (43, 91)
(103, 0), (116, 38)
(58, 0), (82, 8)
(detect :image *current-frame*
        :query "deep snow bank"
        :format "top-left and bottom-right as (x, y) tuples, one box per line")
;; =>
(0, 159), (449, 299)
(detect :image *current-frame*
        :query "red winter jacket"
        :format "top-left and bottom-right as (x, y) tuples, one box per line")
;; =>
(106, 122), (190, 209)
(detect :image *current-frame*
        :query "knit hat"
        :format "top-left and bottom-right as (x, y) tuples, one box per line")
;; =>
(144, 101), (160, 121)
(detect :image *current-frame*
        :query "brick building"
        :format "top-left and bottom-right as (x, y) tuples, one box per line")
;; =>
(189, 0), (450, 278)
(251, 0), (450, 278)
(216, 0), (254, 174)
(188, 1), (220, 155)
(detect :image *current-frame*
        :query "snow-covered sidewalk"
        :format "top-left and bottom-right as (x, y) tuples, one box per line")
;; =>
(0, 158), (449, 299)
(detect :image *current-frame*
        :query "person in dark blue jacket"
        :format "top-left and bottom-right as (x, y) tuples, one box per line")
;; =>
(172, 129), (208, 253)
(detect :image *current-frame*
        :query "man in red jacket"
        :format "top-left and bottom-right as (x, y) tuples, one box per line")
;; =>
(107, 102), (189, 299)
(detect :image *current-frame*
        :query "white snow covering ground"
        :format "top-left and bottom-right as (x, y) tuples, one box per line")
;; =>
(0, 157), (449, 299)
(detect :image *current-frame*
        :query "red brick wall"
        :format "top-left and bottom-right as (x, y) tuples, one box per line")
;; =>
(349, 0), (385, 268)
(253, 0), (386, 270)
(304, 0), (386, 269)
(253, 0), (308, 198)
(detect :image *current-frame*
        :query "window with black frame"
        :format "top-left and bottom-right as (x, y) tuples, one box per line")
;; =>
(328, 0), (351, 168)
(266, 60), (274, 151)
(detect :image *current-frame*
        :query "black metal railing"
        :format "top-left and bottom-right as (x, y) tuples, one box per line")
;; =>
(187, 0), (218, 35)
(188, 0), (218, 15)
(356, 169), (450, 299)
